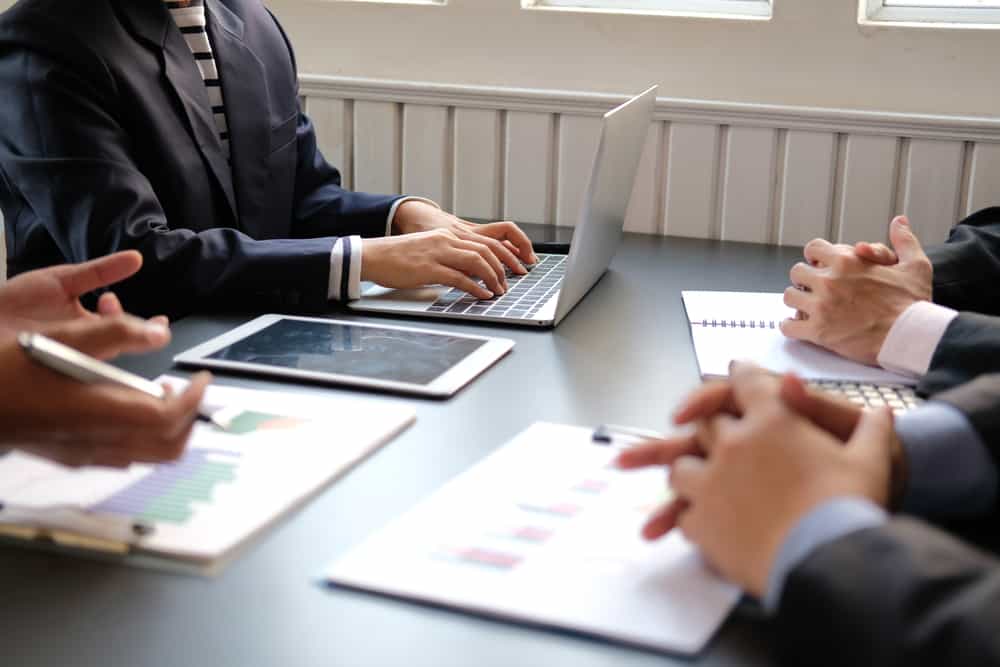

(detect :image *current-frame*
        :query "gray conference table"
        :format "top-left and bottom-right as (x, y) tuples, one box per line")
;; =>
(0, 231), (807, 666)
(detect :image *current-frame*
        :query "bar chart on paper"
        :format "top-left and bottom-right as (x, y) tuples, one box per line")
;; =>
(0, 378), (416, 570)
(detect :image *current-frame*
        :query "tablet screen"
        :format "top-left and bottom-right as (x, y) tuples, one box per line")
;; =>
(205, 319), (487, 386)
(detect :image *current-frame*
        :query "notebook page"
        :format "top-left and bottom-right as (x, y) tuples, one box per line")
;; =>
(681, 291), (915, 385)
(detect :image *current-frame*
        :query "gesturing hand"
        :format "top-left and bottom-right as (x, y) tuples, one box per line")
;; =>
(0, 250), (165, 338)
(780, 216), (933, 365)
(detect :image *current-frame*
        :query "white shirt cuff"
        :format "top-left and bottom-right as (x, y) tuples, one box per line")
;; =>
(328, 235), (363, 301)
(876, 301), (959, 378)
(385, 197), (441, 236)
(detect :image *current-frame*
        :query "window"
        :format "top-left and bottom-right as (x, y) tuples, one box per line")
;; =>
(862, 0), (1000, 26)
(524, 0), (771, 20)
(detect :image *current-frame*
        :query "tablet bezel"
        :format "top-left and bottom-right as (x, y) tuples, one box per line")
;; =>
(173, 314), (515, 398)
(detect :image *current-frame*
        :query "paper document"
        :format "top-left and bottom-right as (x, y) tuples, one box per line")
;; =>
(681, 291), (914, 384)
(0, 377), (415, 573)
(326, 422), (740, 655)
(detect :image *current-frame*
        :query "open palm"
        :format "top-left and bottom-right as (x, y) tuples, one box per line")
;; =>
(0, 251), (143, 337)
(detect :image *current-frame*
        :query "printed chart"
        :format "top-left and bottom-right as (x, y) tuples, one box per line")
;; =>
(327, 422), (739, 655)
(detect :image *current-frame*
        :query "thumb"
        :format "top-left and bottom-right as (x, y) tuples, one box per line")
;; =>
(888, 216), (927, 265)
(44, 315), (170, 360)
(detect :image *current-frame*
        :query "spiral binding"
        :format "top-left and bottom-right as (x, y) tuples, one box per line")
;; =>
(695, 319), (779, 329)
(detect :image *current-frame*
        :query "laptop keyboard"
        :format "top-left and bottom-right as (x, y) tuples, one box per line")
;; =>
(806, 380), (923, 414)
(426, 254), (566, 320)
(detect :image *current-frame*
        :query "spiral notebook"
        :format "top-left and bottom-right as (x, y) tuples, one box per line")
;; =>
(681, 291), (914, 385)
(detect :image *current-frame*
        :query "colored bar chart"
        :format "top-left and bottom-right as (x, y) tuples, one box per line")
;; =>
(92, 449), (240, 524)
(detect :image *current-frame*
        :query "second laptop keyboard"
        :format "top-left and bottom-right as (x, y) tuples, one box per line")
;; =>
(427, 254), (567, 319)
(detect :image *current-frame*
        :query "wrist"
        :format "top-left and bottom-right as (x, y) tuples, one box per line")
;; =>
(391, 200), (437, 235)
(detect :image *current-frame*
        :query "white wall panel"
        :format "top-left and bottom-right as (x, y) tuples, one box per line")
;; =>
(402, 104), (449, 206)
(353, 100), (400, 195)
(663, 123), (719, 239)
(720, 127), (778, 244)
(453, 108), (501, 220)
(901, 139), (964, 244)
(305, 96), (351, 189)
(624, 122), (664, 235)
(555, 115), (603, 227)
(836, 135), (897, 244)
(778, 131), (836, 246)
(967, 142), (1000, 216)
(504, 111), (554, 224)
(301, 82), (996, 249)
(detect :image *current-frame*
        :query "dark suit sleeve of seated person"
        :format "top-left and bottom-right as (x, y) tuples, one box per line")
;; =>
(773, 374), (1000, 666)
(925, 206), (1000, 315)
(919, 312), (1000, 395)
(0, 0), (398, 320)
(772, 518), (1000, 667)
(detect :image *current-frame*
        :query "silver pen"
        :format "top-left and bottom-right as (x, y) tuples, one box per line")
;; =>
(17, 332), (228, 429)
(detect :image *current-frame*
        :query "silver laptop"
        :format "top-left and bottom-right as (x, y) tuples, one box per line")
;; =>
(349, 85), (657, 328)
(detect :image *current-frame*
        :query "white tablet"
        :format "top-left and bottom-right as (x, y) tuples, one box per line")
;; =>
(173, 315), (514, 398)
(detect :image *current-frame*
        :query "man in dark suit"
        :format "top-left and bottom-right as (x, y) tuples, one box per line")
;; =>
(0, 0), (537, 319)
(618, 362), (1000, 665)
(777, 210), (1000, 394)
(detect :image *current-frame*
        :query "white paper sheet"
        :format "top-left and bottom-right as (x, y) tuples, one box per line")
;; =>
(0, 377), (415, 570)
(326, 422), (740, 655)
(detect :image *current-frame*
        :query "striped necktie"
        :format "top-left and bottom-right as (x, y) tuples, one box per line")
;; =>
(164, 0), (231, 160)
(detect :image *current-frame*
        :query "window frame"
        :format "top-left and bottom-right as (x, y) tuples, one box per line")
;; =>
(861, 0), (1000, 27)
(522, 0), (771, 21)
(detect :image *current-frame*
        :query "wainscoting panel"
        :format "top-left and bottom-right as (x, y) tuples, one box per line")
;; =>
(902, 139), (965, 245)
(402, 104), (449, 207)
(720, 126), (778, 244)
(966, 142), (1000, 217)
(777, 130), (836, 247)
(304, 96), (352, 189)
(299, 75), (1000, 248)
(453, 108), (501, 220)
(503, 111), (553, 224)
(835, 134), (898, 244)
(663, 122), (719, 239)
(353, 100), (400, 196)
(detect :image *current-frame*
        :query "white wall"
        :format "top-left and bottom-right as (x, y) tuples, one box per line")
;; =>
(271, 0), (1000, 116)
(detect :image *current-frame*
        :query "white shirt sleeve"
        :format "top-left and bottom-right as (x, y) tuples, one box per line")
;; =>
(327, 197), (442, 302)
(328, 235), (362, 301)
(876, 301), (959, 377)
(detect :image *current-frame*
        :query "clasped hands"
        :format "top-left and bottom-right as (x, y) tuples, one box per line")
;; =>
(617, 362), (902, 598)
(780, 214), (933, 365)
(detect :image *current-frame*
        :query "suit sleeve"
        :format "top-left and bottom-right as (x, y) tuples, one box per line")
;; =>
(919, 314), (1000, 395)
(925, 207), (1000, 315)
(266, 8), (400, 242)
(774, 518), (1000, 667)
(0, 14), (342, 318)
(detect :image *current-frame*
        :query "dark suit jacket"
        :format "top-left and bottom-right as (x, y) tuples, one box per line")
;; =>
(0, 0), (397, 318)
(921, 207), (1000, 394)
(774, 373), (1000, 666)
